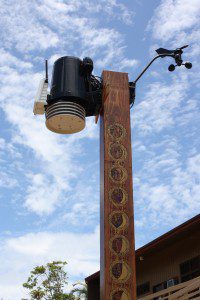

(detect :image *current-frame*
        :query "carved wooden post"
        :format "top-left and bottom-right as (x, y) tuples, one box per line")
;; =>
(100, 71), (136, 300)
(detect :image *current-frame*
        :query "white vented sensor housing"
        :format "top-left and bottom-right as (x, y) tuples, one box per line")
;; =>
(33, 79), (48, 115)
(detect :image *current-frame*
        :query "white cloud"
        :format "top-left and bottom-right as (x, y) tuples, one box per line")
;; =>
(133, 73), (191, 135)
(147, 0), (200, 60)
(0, 171), (18, 188)
(134, 145), (200, 231)
(0, 49), (32, 69)
(0, 138), (6, 149)
(62, 179), (99, 227)
(7, 232), (53, 256)
(0, 227), (100, 299)
(0, 138), (22, 189)
(96, 0), (135, 25)
(0, 1), (59, 52)
(37, 0), (134, 25)
(0, 0), (137, 69)
(25, 173), (62, 215)
(119, 58), (138, 70)
(148, 0), (200, 42)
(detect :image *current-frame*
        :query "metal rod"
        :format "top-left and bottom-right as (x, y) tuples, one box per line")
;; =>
(45, 59), (48, 83)
(134, 54), (174, 84)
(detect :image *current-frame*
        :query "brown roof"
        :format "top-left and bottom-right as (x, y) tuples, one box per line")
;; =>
(85, 214), (200, 282)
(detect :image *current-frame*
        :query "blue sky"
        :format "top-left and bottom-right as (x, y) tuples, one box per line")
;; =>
(0, 0), (199, 298)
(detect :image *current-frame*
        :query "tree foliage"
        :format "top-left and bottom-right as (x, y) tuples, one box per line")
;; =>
(23, 261), (75, 300)
(70, 282), (88, 300)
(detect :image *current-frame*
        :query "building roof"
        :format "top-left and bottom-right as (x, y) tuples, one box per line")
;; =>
(85, 214), (200, 282)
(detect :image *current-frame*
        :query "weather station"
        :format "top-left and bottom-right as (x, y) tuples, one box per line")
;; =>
(33, 45), (192, 300)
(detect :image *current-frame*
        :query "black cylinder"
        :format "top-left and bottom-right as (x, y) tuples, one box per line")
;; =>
(45, 55), (102, 134)
(49, 56), (86, 103)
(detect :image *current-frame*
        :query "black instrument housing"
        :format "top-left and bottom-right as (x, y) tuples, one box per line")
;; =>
(47, 56), (102, 117)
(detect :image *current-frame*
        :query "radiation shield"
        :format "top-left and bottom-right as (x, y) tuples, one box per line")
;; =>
(45, 101), (86, 134)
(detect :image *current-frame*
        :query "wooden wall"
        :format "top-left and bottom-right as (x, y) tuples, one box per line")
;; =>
(87, 277), (100, 300)
(136, 229), (200, 294)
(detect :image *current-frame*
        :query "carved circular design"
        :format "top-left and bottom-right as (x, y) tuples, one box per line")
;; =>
(110, 261), (131, 283)
(109, 166), (127, 183)
(109, 142), (127, 161)
(109, 211), (129, 231)
(110, 288), (130, 300)
(109, 235), (130, 255)
(108, 123), (126, 141)
(109, 187), (128, 206)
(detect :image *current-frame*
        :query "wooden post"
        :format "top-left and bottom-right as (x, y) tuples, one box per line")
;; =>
(100, 71), (136, 300)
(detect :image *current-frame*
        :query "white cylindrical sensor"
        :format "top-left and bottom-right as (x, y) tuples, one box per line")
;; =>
(45, 101), (85, 134)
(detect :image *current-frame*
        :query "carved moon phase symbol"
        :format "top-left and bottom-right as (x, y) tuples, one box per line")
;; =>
(110, 289), (130, 300)
(110, 261), (131, 283)
(109, 166), (127, 183)
(109, 235), (129, 255)
(108, 123), (126, 141)
(109, 212), (129, 231)
(109, 143), (127, 161)
(111, 213), (123, 228)
(112, 262), (122, 279)
(109, 188), (128, 206)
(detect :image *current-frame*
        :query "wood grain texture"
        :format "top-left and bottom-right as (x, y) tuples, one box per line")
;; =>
(100, 71), (136, 300)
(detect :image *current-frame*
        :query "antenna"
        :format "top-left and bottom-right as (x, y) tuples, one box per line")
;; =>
(45, 59), (48, 83)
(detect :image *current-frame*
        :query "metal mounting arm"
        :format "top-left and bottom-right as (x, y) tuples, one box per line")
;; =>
(133, 54), (174, 84)
(129, 45), (192, 106)
(129, 54), (174, 106)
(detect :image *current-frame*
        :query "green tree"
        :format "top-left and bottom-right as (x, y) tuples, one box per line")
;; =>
(70, 282), (88, 300)
(23, 261), (75, 300)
